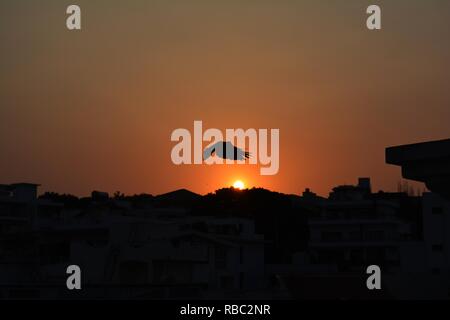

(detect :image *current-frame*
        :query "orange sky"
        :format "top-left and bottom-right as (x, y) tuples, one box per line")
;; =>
(1, 0), (450, 196)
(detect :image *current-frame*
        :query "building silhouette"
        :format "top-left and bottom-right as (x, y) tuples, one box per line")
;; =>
(0, 139), (449, 299)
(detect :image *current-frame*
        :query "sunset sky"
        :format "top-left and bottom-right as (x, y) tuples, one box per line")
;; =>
(1, 0), (450, 196)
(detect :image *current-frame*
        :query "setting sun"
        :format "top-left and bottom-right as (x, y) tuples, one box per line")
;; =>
(233, 180), (245, 190)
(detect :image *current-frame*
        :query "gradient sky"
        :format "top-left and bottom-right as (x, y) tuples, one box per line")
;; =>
(1, 0), (450, 196)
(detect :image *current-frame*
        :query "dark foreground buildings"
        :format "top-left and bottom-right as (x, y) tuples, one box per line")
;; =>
(0, 139), (449, 299)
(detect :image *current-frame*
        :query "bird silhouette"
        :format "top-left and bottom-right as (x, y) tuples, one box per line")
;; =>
(203, 141), (250, 161)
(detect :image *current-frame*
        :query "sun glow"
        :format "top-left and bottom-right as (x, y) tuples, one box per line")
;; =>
(233, 180), (245, 190)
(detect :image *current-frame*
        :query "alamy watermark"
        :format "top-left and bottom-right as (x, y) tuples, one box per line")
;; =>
(170, 121), (280, 176)
(65, 4), (382, 31)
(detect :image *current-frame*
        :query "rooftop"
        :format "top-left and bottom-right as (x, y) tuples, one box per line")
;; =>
(386, 138), (450, 200)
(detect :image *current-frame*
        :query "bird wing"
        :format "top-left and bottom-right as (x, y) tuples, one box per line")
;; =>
(233, 145), (251, 160)
(204, 141), (250, 161)
(223, 141), (251, 160)
(203, 141), (220, 160)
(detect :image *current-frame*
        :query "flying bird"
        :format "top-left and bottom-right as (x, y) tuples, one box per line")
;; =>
(203, 141), (250, 161)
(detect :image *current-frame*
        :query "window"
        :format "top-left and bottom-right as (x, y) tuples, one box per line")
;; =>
(239, 246), (244, 264)
(39, 242), (70, 264)
(9, 289), (39, 299)
(321, 232), (342, 241)
(349, 249), (364, 264)
(348, 231), (361, 241)
(239, 272), (244, 290)
(215, 246), (227, 269)
(432, 244), (444, 252)
(119, 260), (148, 284)
(432, 268), (441, 275)
(365, 230), (385, 241)
(220, 276), (234, 289)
